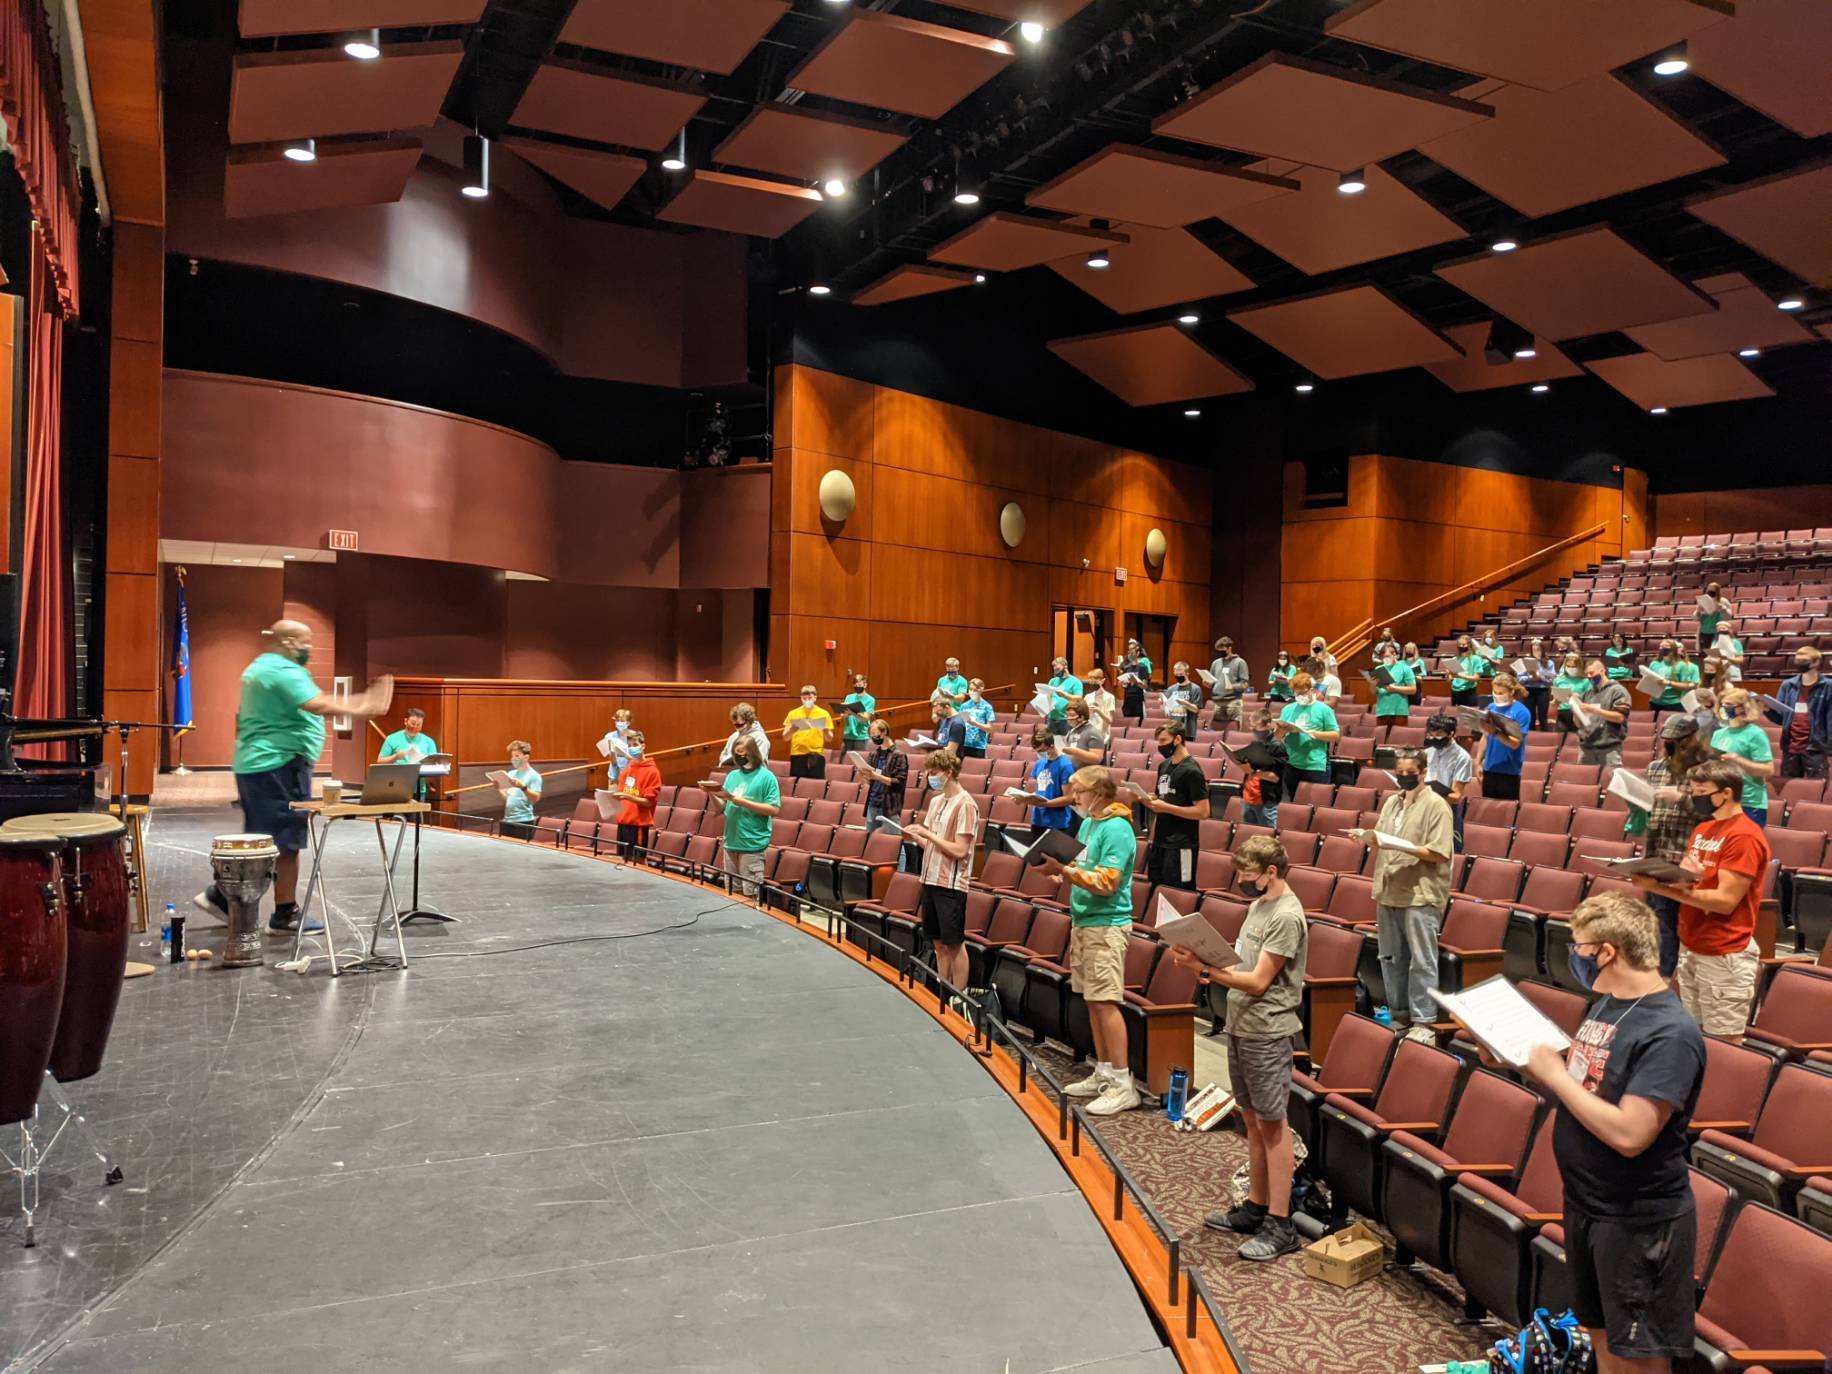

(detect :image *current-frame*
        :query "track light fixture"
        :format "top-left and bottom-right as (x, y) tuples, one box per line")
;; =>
(661, 129), (687, 172)
(461, 134), (490, 198)
(1531, 384), (1549, 394)
(1183, 408), (1201, 418)
(1653, 44), (1689, 76)
(344, 28), (381, 59)
(1738, 347), (1761, 358)
(1294, 379), (1315, 394)
(1650, 406), (1669, 415)
(1086, 248), (1111, 269)
(1337, 168), (1367, 195)
(1019, 21), (1045, 43)
(283, 138), (316, 163)
(822, 177), (847, 198)
(973, 273), (987, 284)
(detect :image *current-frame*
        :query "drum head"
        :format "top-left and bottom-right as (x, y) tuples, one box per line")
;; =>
(0, 830), (66, 854)
(212, 833), (279, 857)
(2, 812), (126, 843)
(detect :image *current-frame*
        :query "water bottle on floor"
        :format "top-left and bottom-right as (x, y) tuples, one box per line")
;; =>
(1165, 1067), (1189, 1123)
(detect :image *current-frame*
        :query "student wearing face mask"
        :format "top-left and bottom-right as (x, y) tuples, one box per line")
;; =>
(1448, 635), (1485, 708)
(1765, 645), (1832, 780)
(613, 731), (661, 857)
(1473, 673), (1531, 801)
(1354, 749), (1453, 1040)
(1708, 689), (1774, 825)
(1208, 637), (1250, 727)
(1018, 727), (1078, 836)
(1630, 760), (1770, 1041)
(1400, 641), (1425, 680)
(1552, 653), (1589, 736)
(936, 658), (970, 707)
(719, 703), (770, 767)
(1266, 650), (1296, 702)
(782, 686), (835, 779)
(1710, 618), (1745, 683)
(1474, 627), (1504, 666)
(1513, 892), (1704, 1374)
(1045, 656), (1084, 736)
(956, 678), (997, 758)
(1422, 712), (1472, 850)
(1168, 836), (1307, 1262)
(1275, 670), (1339, 799)
(1307, 656), (1344, 705)
(903, 750), (981, 996)
(1574, 658), (1632, 767)
(496, 740), (544, 841)
(1632, 715), (1714, 977)
(1239, 708), (1286, 829)
(1131, 724), (1210, 891)
(1371, 640), (1416, 727)
(1603, 631), (1636, 684)
(1646, 640), (1698, 719)
(1307, 635), (1337, 679)
(1369, 626), (1398, 664)
(856, 718), (908, 830)
(1696, 581), (1732, 656)
(1060, 699), (1110, 766)
(709, 740), (781, 898)
(1521, 637), (1557, 730)
(1164, 661), (1203, 738)
(840, 673), (875, 755)
(1117, 640), (1152, 722)
(1082, 669), (1118, 726)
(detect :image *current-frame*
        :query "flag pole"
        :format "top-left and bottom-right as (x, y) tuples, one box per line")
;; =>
(171, 566), (192, 775)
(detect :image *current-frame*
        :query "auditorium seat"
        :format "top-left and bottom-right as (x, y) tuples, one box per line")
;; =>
(1460, 856), (1526, 905)
(1278, 831), (1322, 865)
(1464, 823), (1512, 859)
(1568, 807), (1625, 845)
(1318, 1038), (1463, 1227)
(848, 871), (921, 958)
(974, 849), (1024, 896)
(1383, 1068), (1542, 1272)
(1449, 1115), (1563, 1329)
(1437, 899), (1508, 994)
(532, 815), (566, 846)
(1690, 1200), (1832, 1374)
(1315, 835), (1368, 876)
(837, 830), (903, 909)
(1285, 865), (1337, 912)
(805, 799), (844, 827)
(804, 826), (870, 910)
(1799, 1177), (1832, 1236)
(1118, 951), (1201, 1094)
(1194, 849), (1234, 895)
(1692, 1035), (1780, 1140)
(1290, 1012), (1396, 1165)
(991, 906), (1072, 1034)
(965, 897), (1036, 988)
(1694, 1064), (1832, 1209)
(1196, 894), (1248, 945)
(1743, 966), (1832, 1063)
(1506, 829), (1570, 870)
(565, 800), (602, 853)
(1464, 798), (1518, 830)
(1053, 933), (1161, 1059)
(1302, 920), (1367, 1066)
(1320, 874), (1376, 928)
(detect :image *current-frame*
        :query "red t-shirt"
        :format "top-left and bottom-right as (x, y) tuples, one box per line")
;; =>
(617, 759), (662, 826)
(1677, 812), (1770, 956)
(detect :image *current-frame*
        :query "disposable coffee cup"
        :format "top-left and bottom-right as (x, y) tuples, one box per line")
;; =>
(323, 780), (343, 804)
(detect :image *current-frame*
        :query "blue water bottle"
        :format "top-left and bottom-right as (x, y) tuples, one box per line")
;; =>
(1374, 1004), (1393, 1029)
(1165, 1067), (1189, 1123)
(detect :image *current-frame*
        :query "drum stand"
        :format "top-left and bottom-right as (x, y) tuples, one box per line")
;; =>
(2, 1076), (123, 1248)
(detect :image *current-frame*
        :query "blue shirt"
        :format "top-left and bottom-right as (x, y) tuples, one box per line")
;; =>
(502, 765), (541, 823)
(958, 697), (995, 750)
(1029, 753), (1077, 829)
(1480, 700), (1532, 776)
(936, 714), (970, 752)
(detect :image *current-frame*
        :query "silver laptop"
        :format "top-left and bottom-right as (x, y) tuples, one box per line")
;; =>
(360, 763), (422, 805)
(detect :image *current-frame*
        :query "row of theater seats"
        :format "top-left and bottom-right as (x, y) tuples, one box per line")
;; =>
(1294, 1012), (1832, 1369)
(1645, 531), (1832, 563)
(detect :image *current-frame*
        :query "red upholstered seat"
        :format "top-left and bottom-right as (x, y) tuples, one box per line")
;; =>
(1449, 1115), (1563, 1329)
(1695, 1063), (1832, 1209)
(1745, 966), (1832, 1062)
(1289, 1011), (1396, 1161)
(1691, 1199), (1832, 1372)
(1318, 1039), (1462, 1226)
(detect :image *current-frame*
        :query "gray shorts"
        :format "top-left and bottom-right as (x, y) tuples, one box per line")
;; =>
(1225, 1033), (1294, 1120)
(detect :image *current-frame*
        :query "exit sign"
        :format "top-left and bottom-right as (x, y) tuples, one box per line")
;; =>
(328, 529), (359, 551)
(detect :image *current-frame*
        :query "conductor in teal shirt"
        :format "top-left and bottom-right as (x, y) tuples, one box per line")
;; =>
(378, 707), (438, 800)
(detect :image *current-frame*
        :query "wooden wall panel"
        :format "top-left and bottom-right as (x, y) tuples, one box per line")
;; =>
(787, 367), (875, 461)
(106, 455), (160, 574)
(780, 447), (875, 538)
(873, 385), (1053, 493)
(1652, 483), (1832, 540)
(870, 464), (1030, 560)
(871, 545), (1047, 631)
(106, 338), (162, 458)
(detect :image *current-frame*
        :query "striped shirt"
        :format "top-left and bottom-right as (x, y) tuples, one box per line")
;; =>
(919, 788), (981, 891)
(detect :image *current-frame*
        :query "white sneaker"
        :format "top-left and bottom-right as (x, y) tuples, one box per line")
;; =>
(1064, 1065), (1112, 1099)
(1086, 1075), (1143, 1116)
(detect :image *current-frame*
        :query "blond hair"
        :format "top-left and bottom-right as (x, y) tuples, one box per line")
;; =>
(1067, 764), (1117, 804)
(925, 749), (961, 779)
(1570, 891), (1659, 971)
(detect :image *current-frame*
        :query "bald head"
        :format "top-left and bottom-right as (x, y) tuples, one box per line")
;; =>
(264, 619), (313, 665)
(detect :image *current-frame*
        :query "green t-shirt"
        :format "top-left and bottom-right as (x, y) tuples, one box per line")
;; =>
(1450, 654), (1486, 693)
(232, 651), (325, 775)
(379, 729), (438, 763)
(502, 765), (541, 823)
(1047, 674), (1083, 728)
(1553, 672), (1589, 711)
(721, 764), (781, 853)
(1650, 659), (1699, 707)
(1279, 700), (1338, 773)
(1710, 723), (1773, 810)
(1374, 659), (1415, 717)
(1069, 811), (1136, 927)
(1266, 664), (1295, 700)
(841, 691), (875, 742)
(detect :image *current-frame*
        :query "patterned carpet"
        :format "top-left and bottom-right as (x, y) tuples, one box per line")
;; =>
(1029, 1043), (1515, 1374)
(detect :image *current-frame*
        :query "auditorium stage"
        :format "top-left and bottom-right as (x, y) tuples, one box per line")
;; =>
(3, 810), (1179, 1372)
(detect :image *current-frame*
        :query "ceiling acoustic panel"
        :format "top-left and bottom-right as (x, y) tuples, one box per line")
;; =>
(1214, 162), (1464, 276)
(1227, 285), (1462, 379)
(1586, 353), (1776, 410)
(928, 212), (1126, 272)
(502, 139), (647, 212)
(937, 0), (1091, 22)
(1686, 0), (1832, 138)
(1687, 163), (1832, 287)
(238, 0), (486, 38)
(512, 62), (706, 151)
(788, 11), (1014, 120)
(559, 0), (789, 76)
(654, 170), (823, 237)
(1419, 74), (1724, 218)
(1423, 322), (1584, 392)
(1434, 226), (1714, 341)
(1024, 146), (1296, 229)
(712, 104), (907, 184)
(1152, 53), (1492, 174)
(1046, 323), (1254, 407)
(1625, 272), (1816, 359)
(1326, 0), (1734, 93)
(1046, 223), (1253, 314)
(850, 263), (980, 306)
(224, 137), (422, 218)
(228, 43), (463, 144)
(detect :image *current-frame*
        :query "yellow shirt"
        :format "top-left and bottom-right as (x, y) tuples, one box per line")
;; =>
(784, 706), (834, 756)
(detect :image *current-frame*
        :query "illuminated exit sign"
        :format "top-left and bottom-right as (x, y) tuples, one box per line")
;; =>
(328, 529), (359, 551)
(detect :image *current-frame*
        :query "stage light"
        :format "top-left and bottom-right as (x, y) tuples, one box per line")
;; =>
(1086, 249), (1110, 269)
(1653, 45), (1689, 76)
(344, 28), (381, 59)
(1650, 406), (1668, 415)
(1777, 296), (1805, 311)
(808, 284), (832, 296)
(1491, 239), (1518, 253)
(1178, 312), (1199, 325)
(661, 130), (687, 172)
(1337, 169), (1367, 195)
(1294, 380), (1315, 394)
(973, 273), (987, 284)
(461, 135), (490, 198)
(284, 138), (316, 163)
(1531, 384), (1549, 393)
(1739, 347), (1761, 358)
(1019, 21), (1045, 43)
(1183, 408), (1201, 418)
(822, 177), (847, 198)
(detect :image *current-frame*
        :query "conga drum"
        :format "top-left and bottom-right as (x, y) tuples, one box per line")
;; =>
(0, 832), (67, 1123)
(3, 814), (132, 1083)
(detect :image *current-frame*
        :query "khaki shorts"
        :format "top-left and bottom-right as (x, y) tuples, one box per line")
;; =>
(1070, 923), (1132, 1003)
(1677, 940), (1758, 1037)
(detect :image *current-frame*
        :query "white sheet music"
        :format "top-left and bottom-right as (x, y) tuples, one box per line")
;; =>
(1372, 830), (1426, 856)
(1608, 768), (1655, 813)
(1430, 978), (1570, 1068)
(1155, 903), (1241, 970)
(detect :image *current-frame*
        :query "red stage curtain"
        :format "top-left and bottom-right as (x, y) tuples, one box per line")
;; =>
(0, 0), (82, 317)
(15, 244), (67, 732)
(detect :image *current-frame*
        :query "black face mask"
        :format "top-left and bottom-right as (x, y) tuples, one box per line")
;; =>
(1688, 793), (1718, 818)
(1395, 773), (1421, 791)
(1796, 661), (1814, 673)
(1237, 876), (1266, 899)
(1423, 734), (1450, 750)
(1157, 741), (1177, 759)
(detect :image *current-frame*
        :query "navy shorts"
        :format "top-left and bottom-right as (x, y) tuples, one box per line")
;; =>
(234, 756), (314, 852)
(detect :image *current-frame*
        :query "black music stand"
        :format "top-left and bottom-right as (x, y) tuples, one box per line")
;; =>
(400, 762), (455, 924)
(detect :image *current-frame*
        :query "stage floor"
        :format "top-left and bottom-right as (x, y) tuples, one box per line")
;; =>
(4, 810), (1177, 1372)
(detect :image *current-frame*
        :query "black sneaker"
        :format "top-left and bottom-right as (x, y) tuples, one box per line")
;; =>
(267, 904), (324, 935)
(1204, 1201), (1267, 1235)
(1238, 1217), (1300, 1262)
(192, 886), (228, 919)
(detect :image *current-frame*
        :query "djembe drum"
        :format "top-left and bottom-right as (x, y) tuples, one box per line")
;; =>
(210, 833), (278, 968)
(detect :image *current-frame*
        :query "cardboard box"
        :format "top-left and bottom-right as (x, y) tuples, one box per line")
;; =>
(1300, 1222), (1385, 1288)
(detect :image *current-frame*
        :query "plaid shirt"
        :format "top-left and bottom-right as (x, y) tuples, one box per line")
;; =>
(1643, 755), (1694, 863)
(866, 745), (907, 814)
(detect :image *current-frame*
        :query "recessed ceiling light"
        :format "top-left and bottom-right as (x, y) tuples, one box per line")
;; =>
(1491, 239), (1518, 253)
(1086, 249), (1111, 270)
(953, 189), (980, 206)
(973, 273), (986, 284)
(1777, 296), (1805, 311)
(808, 284), (832, 296)
(1337, 169), (1367, 195)
(283, 554), (296, 560)
(1739, 347), (1761, 358)
(1019, 21), (1045, 43)
(231, 558), (243, 563)
(1650, 406), (1668, 415)
(1183, 408), (1201, 418)
(283, 138), (316, 163)
(822, 177), (847, 198)
(1294, 381), (1315, 394)
(1178, 312), (1199, 325)
(661, 155), (686, 171)
(1514, 346), (1537, 359)
(461, 134), (490, 198)
(1653, 44), (1689, 76)
(1531, 383), (1549, 393)
(343, 28), (381, 60)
